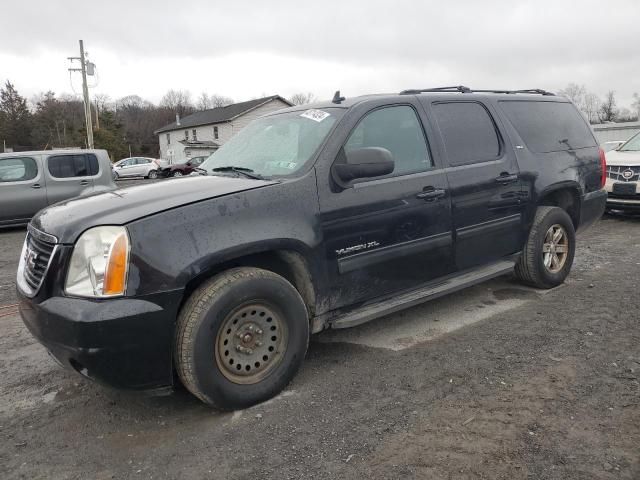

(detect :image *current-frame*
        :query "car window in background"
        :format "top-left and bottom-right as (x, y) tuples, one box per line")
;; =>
(432, 102), (501, 166)
(0, 157), (38, 182)
(48, 154), (91, 178)
(500, 101), (596, 153)
(201, 108), (344, 177)
(619, 132), (640, 152)
(345, 105), (432, 177)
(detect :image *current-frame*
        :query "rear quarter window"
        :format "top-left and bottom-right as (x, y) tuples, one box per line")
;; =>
(499, 101), (596, 153)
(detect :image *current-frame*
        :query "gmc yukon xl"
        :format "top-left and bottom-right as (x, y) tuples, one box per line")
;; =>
(17, 86), (607, 409)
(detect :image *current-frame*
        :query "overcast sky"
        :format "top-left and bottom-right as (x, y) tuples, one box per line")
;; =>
(1, 0), (638, 108)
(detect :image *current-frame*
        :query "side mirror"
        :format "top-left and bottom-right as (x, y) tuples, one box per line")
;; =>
(333, 147), (395, 184)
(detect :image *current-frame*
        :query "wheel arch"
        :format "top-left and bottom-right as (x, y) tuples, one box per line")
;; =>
(537, 182), (582, 230)
(180, 242), (319, 319)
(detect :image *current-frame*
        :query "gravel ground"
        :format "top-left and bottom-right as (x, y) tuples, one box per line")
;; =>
(0, 213), (639, 479)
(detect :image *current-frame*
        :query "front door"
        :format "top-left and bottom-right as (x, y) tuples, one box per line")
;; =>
(318, 103), (454, 310)
(424, 100), (525, 269)
(0, 155), (47, 225)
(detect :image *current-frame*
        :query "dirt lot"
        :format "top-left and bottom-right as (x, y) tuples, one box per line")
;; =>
(1, 214), (639, 479)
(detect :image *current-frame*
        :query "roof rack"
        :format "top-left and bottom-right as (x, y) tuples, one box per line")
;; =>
(399, 86), (555, 96)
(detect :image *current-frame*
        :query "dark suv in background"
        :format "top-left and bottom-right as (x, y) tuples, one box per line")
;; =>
(17, 87), (606, 409)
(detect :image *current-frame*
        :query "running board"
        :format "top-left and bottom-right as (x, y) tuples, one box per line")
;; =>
(330, 259), (516, 330)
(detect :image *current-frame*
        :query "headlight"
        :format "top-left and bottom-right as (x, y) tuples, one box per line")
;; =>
(65, 226), (130, 298)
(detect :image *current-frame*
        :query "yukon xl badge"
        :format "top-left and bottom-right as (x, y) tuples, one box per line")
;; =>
(335, 241), (380, 256)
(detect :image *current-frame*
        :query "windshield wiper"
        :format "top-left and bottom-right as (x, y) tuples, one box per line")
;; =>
(211, 166), (265, 180)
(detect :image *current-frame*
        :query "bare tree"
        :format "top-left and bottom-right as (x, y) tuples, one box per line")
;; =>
(160, 89), (193, 116)
(289, 92), (316, 106)
(558, 83), (586, 110)
(583, 93), (600, 124)
(197, 93), (234, 110)
(632, 93), (640, 120)
(598, 91), (618, 123)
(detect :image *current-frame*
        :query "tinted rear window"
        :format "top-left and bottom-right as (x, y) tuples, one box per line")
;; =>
(431, 102), (501, 166)
(48, 154), (98, 178)
(499, 101), (596, 153)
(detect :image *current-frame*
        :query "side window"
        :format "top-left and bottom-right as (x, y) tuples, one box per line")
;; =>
(345, 105), (432, 177)
(432, 102), (501, 166)
(499, 100), (596, 153)
(48, 154), (90, 178)
(135, 158), (149, 165)
(213, 126), (219, 140)
(0, 157), (38, 182)
(87, 154), (99, 175)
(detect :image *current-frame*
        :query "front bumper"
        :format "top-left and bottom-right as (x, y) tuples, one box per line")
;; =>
(18, 289), (183, 390)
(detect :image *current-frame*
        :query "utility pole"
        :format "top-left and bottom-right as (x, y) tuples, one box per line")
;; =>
(68, 40), (94, 149)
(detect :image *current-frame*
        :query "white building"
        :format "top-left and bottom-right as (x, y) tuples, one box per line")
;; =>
(155, 95), (293, 164)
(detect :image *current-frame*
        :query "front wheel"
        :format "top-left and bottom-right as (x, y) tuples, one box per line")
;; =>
(171, 171), (183, 177)
(175, 267), (309, 409)
(515, 206), (576, 289)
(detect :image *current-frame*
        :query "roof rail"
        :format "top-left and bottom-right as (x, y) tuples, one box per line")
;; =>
(399, 86), (555, 96)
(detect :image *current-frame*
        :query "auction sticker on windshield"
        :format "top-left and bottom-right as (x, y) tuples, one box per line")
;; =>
(300, 109), (330, 122)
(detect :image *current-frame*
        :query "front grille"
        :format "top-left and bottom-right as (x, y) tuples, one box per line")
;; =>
(22, 229), (57, 293)
(607, 165), (640, 182)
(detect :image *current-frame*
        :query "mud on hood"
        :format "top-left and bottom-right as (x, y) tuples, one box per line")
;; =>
(32, 175), (277, 243)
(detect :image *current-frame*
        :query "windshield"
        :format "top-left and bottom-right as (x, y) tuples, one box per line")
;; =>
(201, 108), (342, 177)
(619, 132), (640, 152)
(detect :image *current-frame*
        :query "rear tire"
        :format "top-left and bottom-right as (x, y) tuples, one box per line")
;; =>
(147, 170), (158, 179)
(515, 206), (576, 289)
(175, 267), (309, 410)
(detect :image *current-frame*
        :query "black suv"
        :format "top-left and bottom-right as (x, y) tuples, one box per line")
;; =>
(17, 87), (607, 409)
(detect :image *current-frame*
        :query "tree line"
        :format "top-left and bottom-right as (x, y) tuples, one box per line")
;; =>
(558, 83), (640, 124)
(4, 77), (637, 160)
(0, 80), (316, 161)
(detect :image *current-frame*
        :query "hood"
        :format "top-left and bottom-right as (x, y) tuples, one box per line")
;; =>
(32, 175), (277, 243)
(605, 149), (640, 166)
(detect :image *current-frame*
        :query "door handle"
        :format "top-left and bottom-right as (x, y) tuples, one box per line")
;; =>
(416, 187), (446, 201)
(495, 173), (518, 184)
(80, 180), (89, 186)
(31, 183), (41, 189)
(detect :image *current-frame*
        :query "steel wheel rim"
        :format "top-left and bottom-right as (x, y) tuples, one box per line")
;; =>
(542, 224), (569, 273)
(215, 302), (288, 384)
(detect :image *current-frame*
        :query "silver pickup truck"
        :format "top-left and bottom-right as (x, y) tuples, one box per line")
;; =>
(0, 149), (116, 228)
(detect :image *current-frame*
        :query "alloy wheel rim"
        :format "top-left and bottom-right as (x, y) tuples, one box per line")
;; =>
(173, 171), (182, 176)
(215, 302), (288, 384)
(542, 224), (569, 273)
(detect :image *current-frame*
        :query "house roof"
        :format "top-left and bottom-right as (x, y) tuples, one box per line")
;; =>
(154, 95), (293, 134)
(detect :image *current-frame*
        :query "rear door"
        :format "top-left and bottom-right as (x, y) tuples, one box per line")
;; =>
(317, 101), (455, 309)
(44, 153), (98, 205)
(424, 100), (525, 269)
(0, 155), (47, 225)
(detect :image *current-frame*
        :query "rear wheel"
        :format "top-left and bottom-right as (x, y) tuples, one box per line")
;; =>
(515, 206), (576, 289)
(147, 169), (158, 179)
(175, 267), (309, 409)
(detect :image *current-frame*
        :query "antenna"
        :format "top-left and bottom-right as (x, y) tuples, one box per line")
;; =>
(332, 90), (346, 104)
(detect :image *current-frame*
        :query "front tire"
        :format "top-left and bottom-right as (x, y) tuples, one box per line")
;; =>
(515, 206), (576, 289)
(175, 267), (309, 410)
(171, 171), (183, 177)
